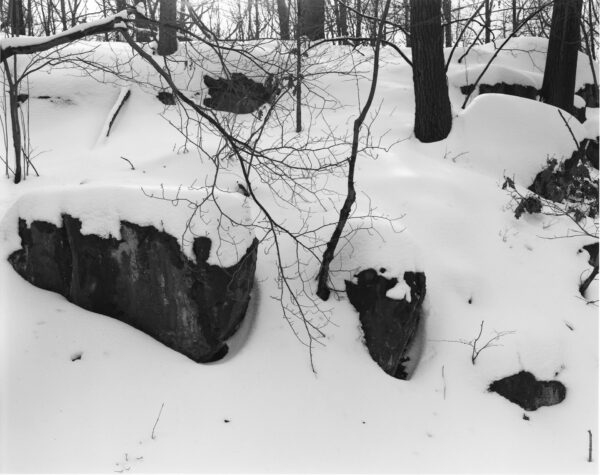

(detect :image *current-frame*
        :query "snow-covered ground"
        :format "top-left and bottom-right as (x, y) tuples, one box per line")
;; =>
(0, 37), (598, 472)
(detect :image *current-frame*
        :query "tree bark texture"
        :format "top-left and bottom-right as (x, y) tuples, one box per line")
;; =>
(157, 0), (178, 56)
(411, 0), (452, 142)
(541, 0), (583, 114)
(298, 0), (324, 39)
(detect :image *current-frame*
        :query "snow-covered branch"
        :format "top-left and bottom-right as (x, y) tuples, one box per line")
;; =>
(0, 9), (136, 60)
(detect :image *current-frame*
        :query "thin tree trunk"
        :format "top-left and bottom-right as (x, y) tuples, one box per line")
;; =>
(541, 0), (583, 114)
(403, 0), (410, 46)
(59, 0), (67, 30)
(277, 0), (290, 39)
(356, 0), (362, 37)
(317, 0), (393, 301)
(484, 0), (491, 42)
(254, 0), (260, 39)
(411, 0), (452, 142)
(443, 0), (452, 47)
(3, 58), (22, 184)
(295, 0), (302, 132)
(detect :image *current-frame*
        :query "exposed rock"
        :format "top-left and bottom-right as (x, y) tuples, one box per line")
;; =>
(8, 215), (257, 363)
(489, 371), (566, 411)
(528, 153), (598, 218)
(460, 82), (539, 100)
(157, 90), (176, 106)
(573, 104), (587, 123)
(203, 73), (280, 114)
(576, 83), (599, 108)
(583, 242), (599, 268)
(345, 269), (426, 380)
(579, 242), (599, 297)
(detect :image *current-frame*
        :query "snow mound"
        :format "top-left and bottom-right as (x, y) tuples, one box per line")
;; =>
(448, 63), (540, 91)
(448, 94), (586, 185)
(0, 185), (254, 267)
(447, 36), (598, 91)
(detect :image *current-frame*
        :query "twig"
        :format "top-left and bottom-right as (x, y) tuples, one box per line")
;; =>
(589, 429), (593, 462)
(151, 402), (165, 440)
(442, 365), (447, 400)
(120, 156), (135, 170)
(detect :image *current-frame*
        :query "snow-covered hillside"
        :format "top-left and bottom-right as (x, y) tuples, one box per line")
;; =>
(0, 37), (597, 472)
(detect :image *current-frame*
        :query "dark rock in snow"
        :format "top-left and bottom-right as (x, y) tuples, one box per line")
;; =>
(345, 269), (426, 380)
(576, 83), (599, 108)
(8, 215), (257, 363)
(582, 242), (599, 268)
(157, 91), (176, 106)
(460, 82), (539, 100)
(573, 104), (587, 123)
(203, 73), (280, 114)
(489, 371), (566, 411)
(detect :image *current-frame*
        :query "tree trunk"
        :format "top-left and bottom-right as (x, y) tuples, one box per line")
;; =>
(59, 0), (67, 30)
(512, 0), (518, 33)
(298, 0), (324, 39)
(9, 0), (26, 35)
(411, 0), (452, 142)
(339, 0), (348, 37)
(356, 0), (362, 37)
(277, 0), (290, 39)
(136, 0), (152, 43)
(157, 0), (178, 56)
(254, 0), (260, 39)
(541, 0), (583, 114)
(404, 0), (410, 46)
(484, 0), (492, 43)
(443, 0), (452, 47)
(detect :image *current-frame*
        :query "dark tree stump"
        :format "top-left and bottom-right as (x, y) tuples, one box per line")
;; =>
(8, 215), (257, 363)
(346, 269), (426, 380)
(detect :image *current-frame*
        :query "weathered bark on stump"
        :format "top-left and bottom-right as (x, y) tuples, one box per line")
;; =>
(8, 216), (258, 363)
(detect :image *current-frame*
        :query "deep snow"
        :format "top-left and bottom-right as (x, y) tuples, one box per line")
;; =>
(0, 36), (598, 473)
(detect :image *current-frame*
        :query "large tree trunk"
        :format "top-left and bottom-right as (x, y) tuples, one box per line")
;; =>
(541, 0), (583, 114)
(277, 0), (290, 39)
(298, 0), (324, 39)
(411, 0), (452, 142)
(157, 0), (178, 56)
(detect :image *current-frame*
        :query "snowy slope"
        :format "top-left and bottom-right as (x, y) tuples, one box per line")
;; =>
(0, 37), (598, 473)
